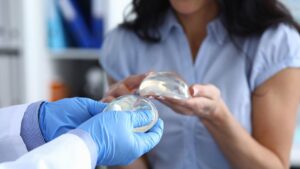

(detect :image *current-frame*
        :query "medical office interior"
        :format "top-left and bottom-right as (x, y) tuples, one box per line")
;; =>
(0, 0), (299, 168)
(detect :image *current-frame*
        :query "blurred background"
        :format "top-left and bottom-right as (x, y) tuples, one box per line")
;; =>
(0, 0), (299, 168)
(0, 0), (133, 104)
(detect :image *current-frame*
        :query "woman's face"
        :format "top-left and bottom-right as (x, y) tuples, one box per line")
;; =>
(169, 0), (217, 15)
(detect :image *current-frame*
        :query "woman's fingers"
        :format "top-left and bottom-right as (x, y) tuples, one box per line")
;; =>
(190, 84), (220, 100)
(123, 73), (148, 90)
(157, 96), (216, 117)
(156, 84), (221, 118)
(104, 73), (149, 100)
(109, 82), (132, 97)
(101, 96), (115, 103)
(156, 97), (195, 115)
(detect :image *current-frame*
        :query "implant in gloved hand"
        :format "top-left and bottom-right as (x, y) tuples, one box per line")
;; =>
(138, 72), (191, 100)
(103, 95), (159, 133)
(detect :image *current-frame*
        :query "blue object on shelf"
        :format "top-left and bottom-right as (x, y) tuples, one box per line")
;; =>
(47, 0), (67, 50)
(58, 0), (94, 48)
(91, 16), (104, 48)
(91, 0), (106, 48)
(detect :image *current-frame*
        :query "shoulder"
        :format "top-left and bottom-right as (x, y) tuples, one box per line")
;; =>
(100, 26), (138, 59)
(258, 23), (300, 55)
(247, 23), (300, 90)
(100, 26), (142, 58)
(253, 23), (300, 67)
(257, 24), (300, 66)
(242, 23), (300, 65)
(103, 26), (140, 45)
(262, 23), (299, 39)
(99, 27), (141, 81)
(244, 24), (300, 55)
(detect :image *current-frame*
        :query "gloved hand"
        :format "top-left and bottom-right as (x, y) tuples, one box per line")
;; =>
(78, 110), (164, 166)
(39, 97), (107, 142)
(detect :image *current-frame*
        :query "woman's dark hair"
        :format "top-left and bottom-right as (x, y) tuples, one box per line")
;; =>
(121, 0), (300, 43)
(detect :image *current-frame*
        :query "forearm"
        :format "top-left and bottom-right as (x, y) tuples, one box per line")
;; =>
(0, 131), (97, 169)
(202, 111), (286, 169)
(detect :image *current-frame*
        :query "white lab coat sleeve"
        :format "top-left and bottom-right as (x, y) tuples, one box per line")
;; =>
(0, 130), (98, 169)
(0, 104), (30, 162)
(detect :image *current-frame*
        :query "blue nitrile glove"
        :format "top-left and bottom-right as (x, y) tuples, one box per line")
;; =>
(78, 110), (164, 166)
(39, 97), (107, 142)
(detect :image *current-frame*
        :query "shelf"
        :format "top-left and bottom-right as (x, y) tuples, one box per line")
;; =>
(50, 49), (100, 60)
(0, 48), (20, 55)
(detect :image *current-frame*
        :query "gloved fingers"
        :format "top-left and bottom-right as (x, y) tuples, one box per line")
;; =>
(76, 97), (108, 116)
(129, 110), (153, 128)
(135, 119), (164, 153)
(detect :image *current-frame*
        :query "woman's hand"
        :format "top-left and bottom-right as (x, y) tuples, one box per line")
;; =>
(156, 84), (230, 124)
(102, 74), (148, 102)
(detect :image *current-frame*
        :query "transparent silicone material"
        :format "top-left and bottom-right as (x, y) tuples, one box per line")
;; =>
(103, 95), (158, 132)
(138, 72), (191, 100)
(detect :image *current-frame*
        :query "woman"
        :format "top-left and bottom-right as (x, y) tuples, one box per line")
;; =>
(100, 0), (300, 168)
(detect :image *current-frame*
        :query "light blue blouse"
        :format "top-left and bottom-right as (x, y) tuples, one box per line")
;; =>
(100, 10), (300, 169)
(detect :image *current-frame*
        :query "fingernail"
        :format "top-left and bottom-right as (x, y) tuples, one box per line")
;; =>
(145, 71), (155, 76)
(192, 87), (199, 96)
(148, 96), (155, 99)
(158, 96), (165, 100)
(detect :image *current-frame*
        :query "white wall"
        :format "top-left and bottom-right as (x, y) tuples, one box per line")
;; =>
(280, 0), (300, 22)
(107, 0), (132, 31)
(21, 0), (52, 102)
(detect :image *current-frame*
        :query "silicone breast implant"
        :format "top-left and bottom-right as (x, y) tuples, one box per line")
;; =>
(103, 95), (158, 132)
(138, 72), (191, 100)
